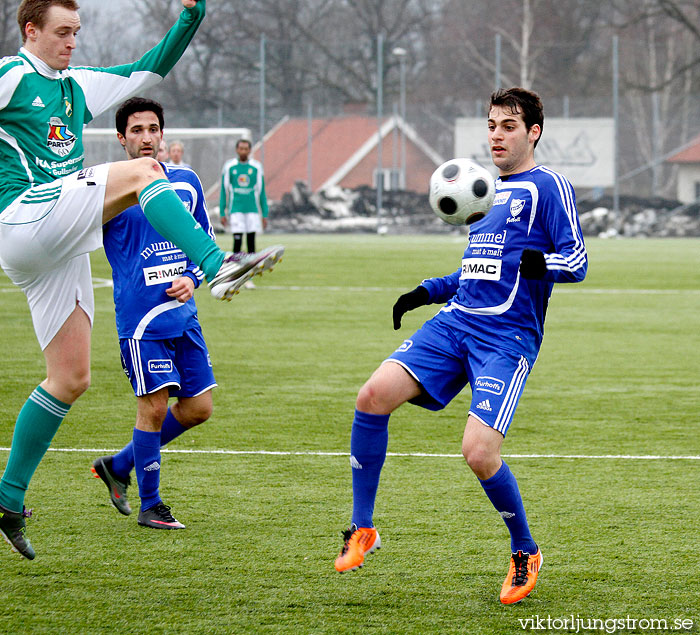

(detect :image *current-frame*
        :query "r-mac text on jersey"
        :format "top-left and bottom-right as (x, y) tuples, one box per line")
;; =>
(144, 263), (186, 286)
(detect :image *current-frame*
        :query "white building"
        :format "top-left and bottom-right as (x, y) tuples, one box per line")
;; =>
(667, 134), (700, 204)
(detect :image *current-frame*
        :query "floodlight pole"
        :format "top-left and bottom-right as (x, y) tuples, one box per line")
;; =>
(392, 46), (407, 189)
(612, 35), (619, 221)
(376, 32), (384, 231)
(307, 101), (313, 191)
(259, 34), (266, 167)
(651, 91), (660, 193)
(494, 33), (501, 91)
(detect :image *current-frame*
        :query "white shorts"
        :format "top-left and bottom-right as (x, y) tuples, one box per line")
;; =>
(0, 164), (109, 349)
(228, 212), (262, 234)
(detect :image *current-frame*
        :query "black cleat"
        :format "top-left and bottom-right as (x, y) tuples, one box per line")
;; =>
(91, 456), (131, 516)
(138, 502), (185, 530)
(0, 504), (35, 560)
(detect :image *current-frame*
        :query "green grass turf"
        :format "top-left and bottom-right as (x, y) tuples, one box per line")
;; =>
(0, 235), (699, 633)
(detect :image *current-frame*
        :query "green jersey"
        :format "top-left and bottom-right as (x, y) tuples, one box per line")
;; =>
(219, 158), (268, 217)
(0, 2), (205, 212)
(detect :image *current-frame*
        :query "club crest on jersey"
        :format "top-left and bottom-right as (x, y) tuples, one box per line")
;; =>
(237, 173), (251, 187)
(510, 198), (525, 217)
(47, 117), (76, 157)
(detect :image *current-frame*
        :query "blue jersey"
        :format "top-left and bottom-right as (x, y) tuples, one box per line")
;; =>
(420, 165), (587, 365)
(103, 164), (214, 340)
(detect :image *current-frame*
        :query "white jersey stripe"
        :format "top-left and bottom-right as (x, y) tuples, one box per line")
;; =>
(535, 166), (586, 274)
(494, 356), (529, 434)
(441, 270), (521, 316)
(497, 180), (539, 236)
(128, 339), (145, 396)
(133, 300), (183, 341)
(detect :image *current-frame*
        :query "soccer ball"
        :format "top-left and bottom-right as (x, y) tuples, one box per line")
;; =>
(429, 158), (495, 226)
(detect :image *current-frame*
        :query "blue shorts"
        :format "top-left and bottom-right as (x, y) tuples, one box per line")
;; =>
(385, 313), (530, 436)
(120, 325), (217, 398)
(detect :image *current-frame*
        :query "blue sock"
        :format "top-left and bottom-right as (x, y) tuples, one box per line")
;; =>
(111, 409), (188, 479)
(479, 461), (537, 554)
(132, 428), (162, 511)
(350, 409), (389, 528)
(159, 409), (188, 446)
(111, 439), (135, 481)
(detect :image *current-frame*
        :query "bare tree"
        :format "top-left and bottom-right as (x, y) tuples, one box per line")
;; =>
(610, 0), (700, 195)
(421, 0), (607, 115)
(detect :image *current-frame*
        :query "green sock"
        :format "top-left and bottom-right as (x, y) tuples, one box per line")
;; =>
(0, 386), (70, 512)
(139, 180), (225, 280)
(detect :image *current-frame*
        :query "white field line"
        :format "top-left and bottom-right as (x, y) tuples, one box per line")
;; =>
(1, 280), (698, 295)
(252, 285), (700, 295)
(0, 447), (698, 460)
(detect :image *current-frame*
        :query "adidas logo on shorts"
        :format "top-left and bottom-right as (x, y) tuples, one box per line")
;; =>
(476, 399), (492, 412)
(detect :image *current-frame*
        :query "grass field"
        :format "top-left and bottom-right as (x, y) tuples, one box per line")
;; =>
(1, 234), (699, 634)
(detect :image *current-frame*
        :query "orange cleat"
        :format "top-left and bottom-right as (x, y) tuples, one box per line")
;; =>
(499, 548), (543, 604)
(334, 524), (381, 573)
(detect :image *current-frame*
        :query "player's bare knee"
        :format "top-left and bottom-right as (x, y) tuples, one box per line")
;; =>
(186, 404), (212, 426)
(463, 443), (493, 477)
(356, 382), (386, 414)
(130, 157), (164, 190)
(150, 401), (170, 424)
(64, 371), (90, 402)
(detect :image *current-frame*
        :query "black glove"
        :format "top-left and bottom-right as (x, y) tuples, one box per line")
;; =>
(392, 285), (430, 330)
(519, 249), (547, 280)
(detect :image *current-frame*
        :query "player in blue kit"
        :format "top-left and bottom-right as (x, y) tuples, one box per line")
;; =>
(91, 98), (218, 529)
(334, 88), (588, 605)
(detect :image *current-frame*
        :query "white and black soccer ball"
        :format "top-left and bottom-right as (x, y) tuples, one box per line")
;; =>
(429, 158), (495, 226)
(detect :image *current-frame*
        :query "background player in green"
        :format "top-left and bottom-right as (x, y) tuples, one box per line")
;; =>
(220, 138), (269, 257)
(0, 0), (283, 560)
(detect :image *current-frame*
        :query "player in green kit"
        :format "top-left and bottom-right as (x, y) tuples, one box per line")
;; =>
(220, 139), (269, 256)
(0, 0), (284, 560)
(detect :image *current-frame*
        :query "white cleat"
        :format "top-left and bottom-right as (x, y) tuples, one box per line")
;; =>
(209, 245), (284, 301)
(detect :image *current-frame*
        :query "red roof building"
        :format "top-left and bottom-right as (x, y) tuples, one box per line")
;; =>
(249, 114), (444, 201)
(666, 134), (700, 203)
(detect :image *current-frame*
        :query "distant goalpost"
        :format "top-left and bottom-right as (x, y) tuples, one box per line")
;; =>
(82, 127), (252, 208)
